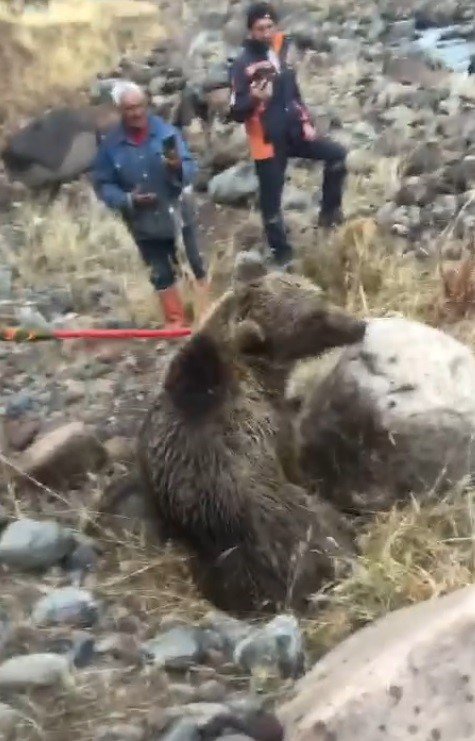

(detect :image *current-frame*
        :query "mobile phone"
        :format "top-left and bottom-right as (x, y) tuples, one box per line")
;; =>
(162, 134), (177, 157)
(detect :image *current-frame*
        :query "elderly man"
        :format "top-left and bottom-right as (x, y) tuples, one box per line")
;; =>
(92, 81), (209, 327)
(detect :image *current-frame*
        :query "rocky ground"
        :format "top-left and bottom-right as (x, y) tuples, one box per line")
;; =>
(1, 0), (475, 738)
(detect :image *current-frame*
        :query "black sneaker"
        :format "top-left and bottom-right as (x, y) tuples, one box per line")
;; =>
(317, 209), (344, 229)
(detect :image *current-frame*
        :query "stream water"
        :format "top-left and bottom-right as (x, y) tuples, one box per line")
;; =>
(416, 26), (475, 72)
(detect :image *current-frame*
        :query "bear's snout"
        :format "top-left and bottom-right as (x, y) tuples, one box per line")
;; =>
(324, 313), (366, 347)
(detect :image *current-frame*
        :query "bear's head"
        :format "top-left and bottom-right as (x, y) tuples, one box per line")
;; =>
(202, 251), (366, 364)
(165, 252), (366, 418)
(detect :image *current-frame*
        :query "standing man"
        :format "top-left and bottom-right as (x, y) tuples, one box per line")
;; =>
(92, 81), (209, 328)
(229, 2), (347, 267)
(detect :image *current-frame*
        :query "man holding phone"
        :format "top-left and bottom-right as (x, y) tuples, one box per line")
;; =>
(92, 81), (209, 328)
(230, 2), (348, 268)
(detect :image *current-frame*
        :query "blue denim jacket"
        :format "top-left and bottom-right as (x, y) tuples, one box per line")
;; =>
(92, 115), (198, 241)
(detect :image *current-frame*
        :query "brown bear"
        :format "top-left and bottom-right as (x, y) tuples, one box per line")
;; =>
(137, 254), (366, 615)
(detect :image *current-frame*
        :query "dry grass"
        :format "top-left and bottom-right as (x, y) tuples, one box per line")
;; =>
(295, 215), (443, 325)
(303, 483), (475, 657)
(0, 0), (165, 132)
(12, 188), (163, 325)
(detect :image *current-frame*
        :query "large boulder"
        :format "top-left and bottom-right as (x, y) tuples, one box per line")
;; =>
(19, 421), (107, 487)
(208, 162), (258, 206)
(279, 585), (475, 740)
(2, 105), (117, 190)
(294, 317), (475, 513)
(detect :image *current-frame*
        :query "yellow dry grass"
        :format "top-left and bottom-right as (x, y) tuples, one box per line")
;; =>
(304, 483), (475, 656)
(13, 189), (162, 325)
(0, 0), (165, 130)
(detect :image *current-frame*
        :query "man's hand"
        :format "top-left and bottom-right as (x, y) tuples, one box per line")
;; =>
(250, 79), (273, 103)
(131, 187), (157, 206)
(302, 121), (318, 141)
(163, 153), (182, 171)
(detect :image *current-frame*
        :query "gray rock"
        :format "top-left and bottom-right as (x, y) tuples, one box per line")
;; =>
(208, 163), (258, 206)
(279, 585), (475, 741)
(0, 518), (76, 570)
(234, 614), (305, 679)
(94, 724), (144, 741)
(386, 18), (415, 42)
(202, 612), (253, 657)
(400, 142), (444, 177)
(19, 421), (108, 487)
(0, 703), (18, 736)
(461, 155), (475, 184)
(283, 187), (312, 212)
(395, 175), (437, 207)
(71, 633), (96, 668)
(63, 541), (98, 575)
(143, 626), (203, 669)
(160, 720), (200, 741)
(432, 194), (458, 225)
(90, 77), (120, 104)
(169, 683), (198, 704)
(164, 702), (229, 725)
(296, 316), (475, 511)
(196, 679), (227, 703)
(31, 587), (99, 627)
(0, 653), (71, 689)
(5, 392), (36, 420)
(3, 107), (100, 189)
(0, 266), (12, 300)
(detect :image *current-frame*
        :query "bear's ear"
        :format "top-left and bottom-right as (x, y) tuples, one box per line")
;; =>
(232, 319), (266, 354)
(233, 250), (267, 284)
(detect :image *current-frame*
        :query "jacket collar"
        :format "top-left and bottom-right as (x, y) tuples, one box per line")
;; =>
(243, 32), (286, 57)
(113, 114), (166, 145)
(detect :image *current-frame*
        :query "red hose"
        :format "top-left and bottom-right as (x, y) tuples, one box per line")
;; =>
(0, 326), (192, 342)
(53, 327), (192, 340)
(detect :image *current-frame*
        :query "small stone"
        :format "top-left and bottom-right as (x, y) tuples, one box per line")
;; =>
(72, 633), (96, 668)
(0, 518), (76, 570)
(5, 392), (35, 420)
(202, 612), (252, 657)
(19, 422), (108, 487)
(31, 587), (99, 627)
(94, 724), (144, 741)
(282, 187), (312, 212)
(0, 703), (18, 735)
(143, 626), (203, 669)
(196, 679), (226, 703)
(208, 163), (258, 206)
(234, 614), (305, 679)
(3, 417), (40, 451)
(62, 379), (86, 404)
(169, 683), (198, 704)
(0, 266), (12, 300)
(105, 436), (135, 463)
(96, 634), (144, 665)
(63, 541), (98, 574)
(164, 703), (230, 728)
(160, 719), (200, 741)
(0, 653), (71, 689)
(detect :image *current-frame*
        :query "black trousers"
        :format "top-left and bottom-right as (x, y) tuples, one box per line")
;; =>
(254, 136), (347, 264)
(136, 225), (206, 291)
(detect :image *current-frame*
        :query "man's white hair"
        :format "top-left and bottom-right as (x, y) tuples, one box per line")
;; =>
(111, 80), (145, 107)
